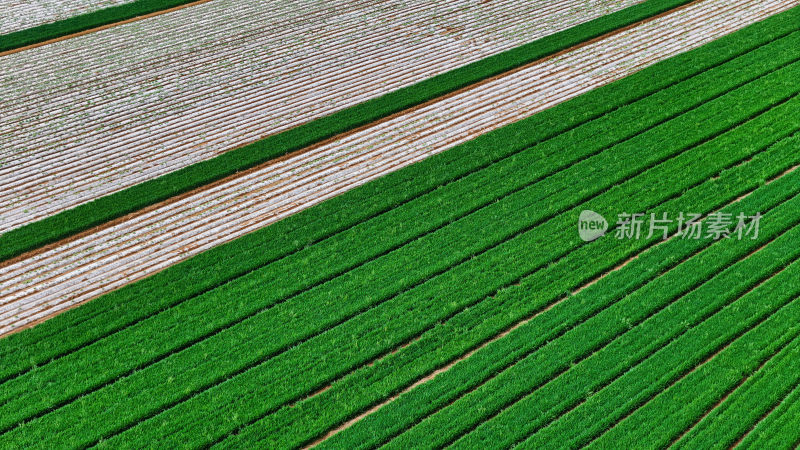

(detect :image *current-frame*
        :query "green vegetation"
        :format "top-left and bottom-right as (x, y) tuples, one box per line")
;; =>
(325, 137), (800, 450)
(0, 0), (201, 52)
(737, 383), (800, 449)
(2, 5), (800, 449)
(455, 218), (800, 450)
(0, 0), (698, 263)
(255, 145), (800, 450)
(623, 324), (800, 449)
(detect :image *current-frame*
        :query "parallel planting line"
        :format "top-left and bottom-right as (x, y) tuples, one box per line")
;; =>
(311, 154), (800, 450)
(0, 0), (648, 231)
(665, 331), (800, 449)
(1, 0), (693, 262)
(0, 0), (744, 221)
(0, 0), (138, 34)
(6, 68), (800, 444)
(385, 191), (800, 450)
(3, 7), (775, 292)
(1, 10), (792, 432)
(72, 145), (799, 448)
(736, 382), (800, 448)
(588, 308), (800, 449)
(1, 3), (798, 448)
(510, 260), (800, 449)
(480, 265), (800, 450)
(3, 43), (792, 326)
(584, 263), (800, 449)
(1, 21), (792, 450)
(666, 232), (800, 448)
(0, 0), (789, 337)
(2, 0), (588, 115)
(115, 124), (800, 450)
(1, 64), (781, 441)
(731, 382), (800, 448)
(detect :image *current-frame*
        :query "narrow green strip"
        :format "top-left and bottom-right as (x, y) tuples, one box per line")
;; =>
(738, 382), (800, 449)
(0, 0), (695, 263)
(0, 0), (201, 53)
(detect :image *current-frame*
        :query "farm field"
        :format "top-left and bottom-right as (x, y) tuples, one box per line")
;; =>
(0, 0), (140, 35)
(0, 0), (783, 335)
(0, 0), (696, 262)
(1, 0), (800, 448)
(0, 0), (209, 52)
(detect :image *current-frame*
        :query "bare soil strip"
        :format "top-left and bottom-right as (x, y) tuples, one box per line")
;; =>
(0, 0), (791, 338)
(0, 0), (644, 233)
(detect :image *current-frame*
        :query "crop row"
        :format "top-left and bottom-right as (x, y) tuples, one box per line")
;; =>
(5, 27), (781, 424)
(0, 0), (204, 51)
(739, 382), (800, 449)
(0, 15), (796, 448)
(8, 60), (800, 448)
(1, 0), (134, 35)
(102, 109), (800, 448)
(1, 34), (798, 443)
(0, 0), (693, 261)
(524, 250), (800, 449)
(2, 5), (793, 380)
(370, 136), (800, 449)
(3, 0), (597, 217)
(627, 317), (800, 449)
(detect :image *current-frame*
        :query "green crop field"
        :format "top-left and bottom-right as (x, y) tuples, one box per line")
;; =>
(1, 0), (799, 448)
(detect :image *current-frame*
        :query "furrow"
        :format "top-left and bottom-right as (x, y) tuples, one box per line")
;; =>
(245, 166), (800, 449)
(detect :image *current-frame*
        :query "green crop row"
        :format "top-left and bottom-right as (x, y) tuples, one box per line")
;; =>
(739, 382), (800, 449)
(384, 168), (800, 449)
(1, 46), (797, 447)
(455, 216), (800, 450)
(522, 275), (800, 449)
(624, 322), (800, 449)
(4, 40), (800, 448)
(0, 0), (200, 52)
(0, 0), (700, 262)
(245, 139), (800, 450)
(72, 82), (800, 448)
(206, 53), (800, 450)
(2, 7), (796, 388)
